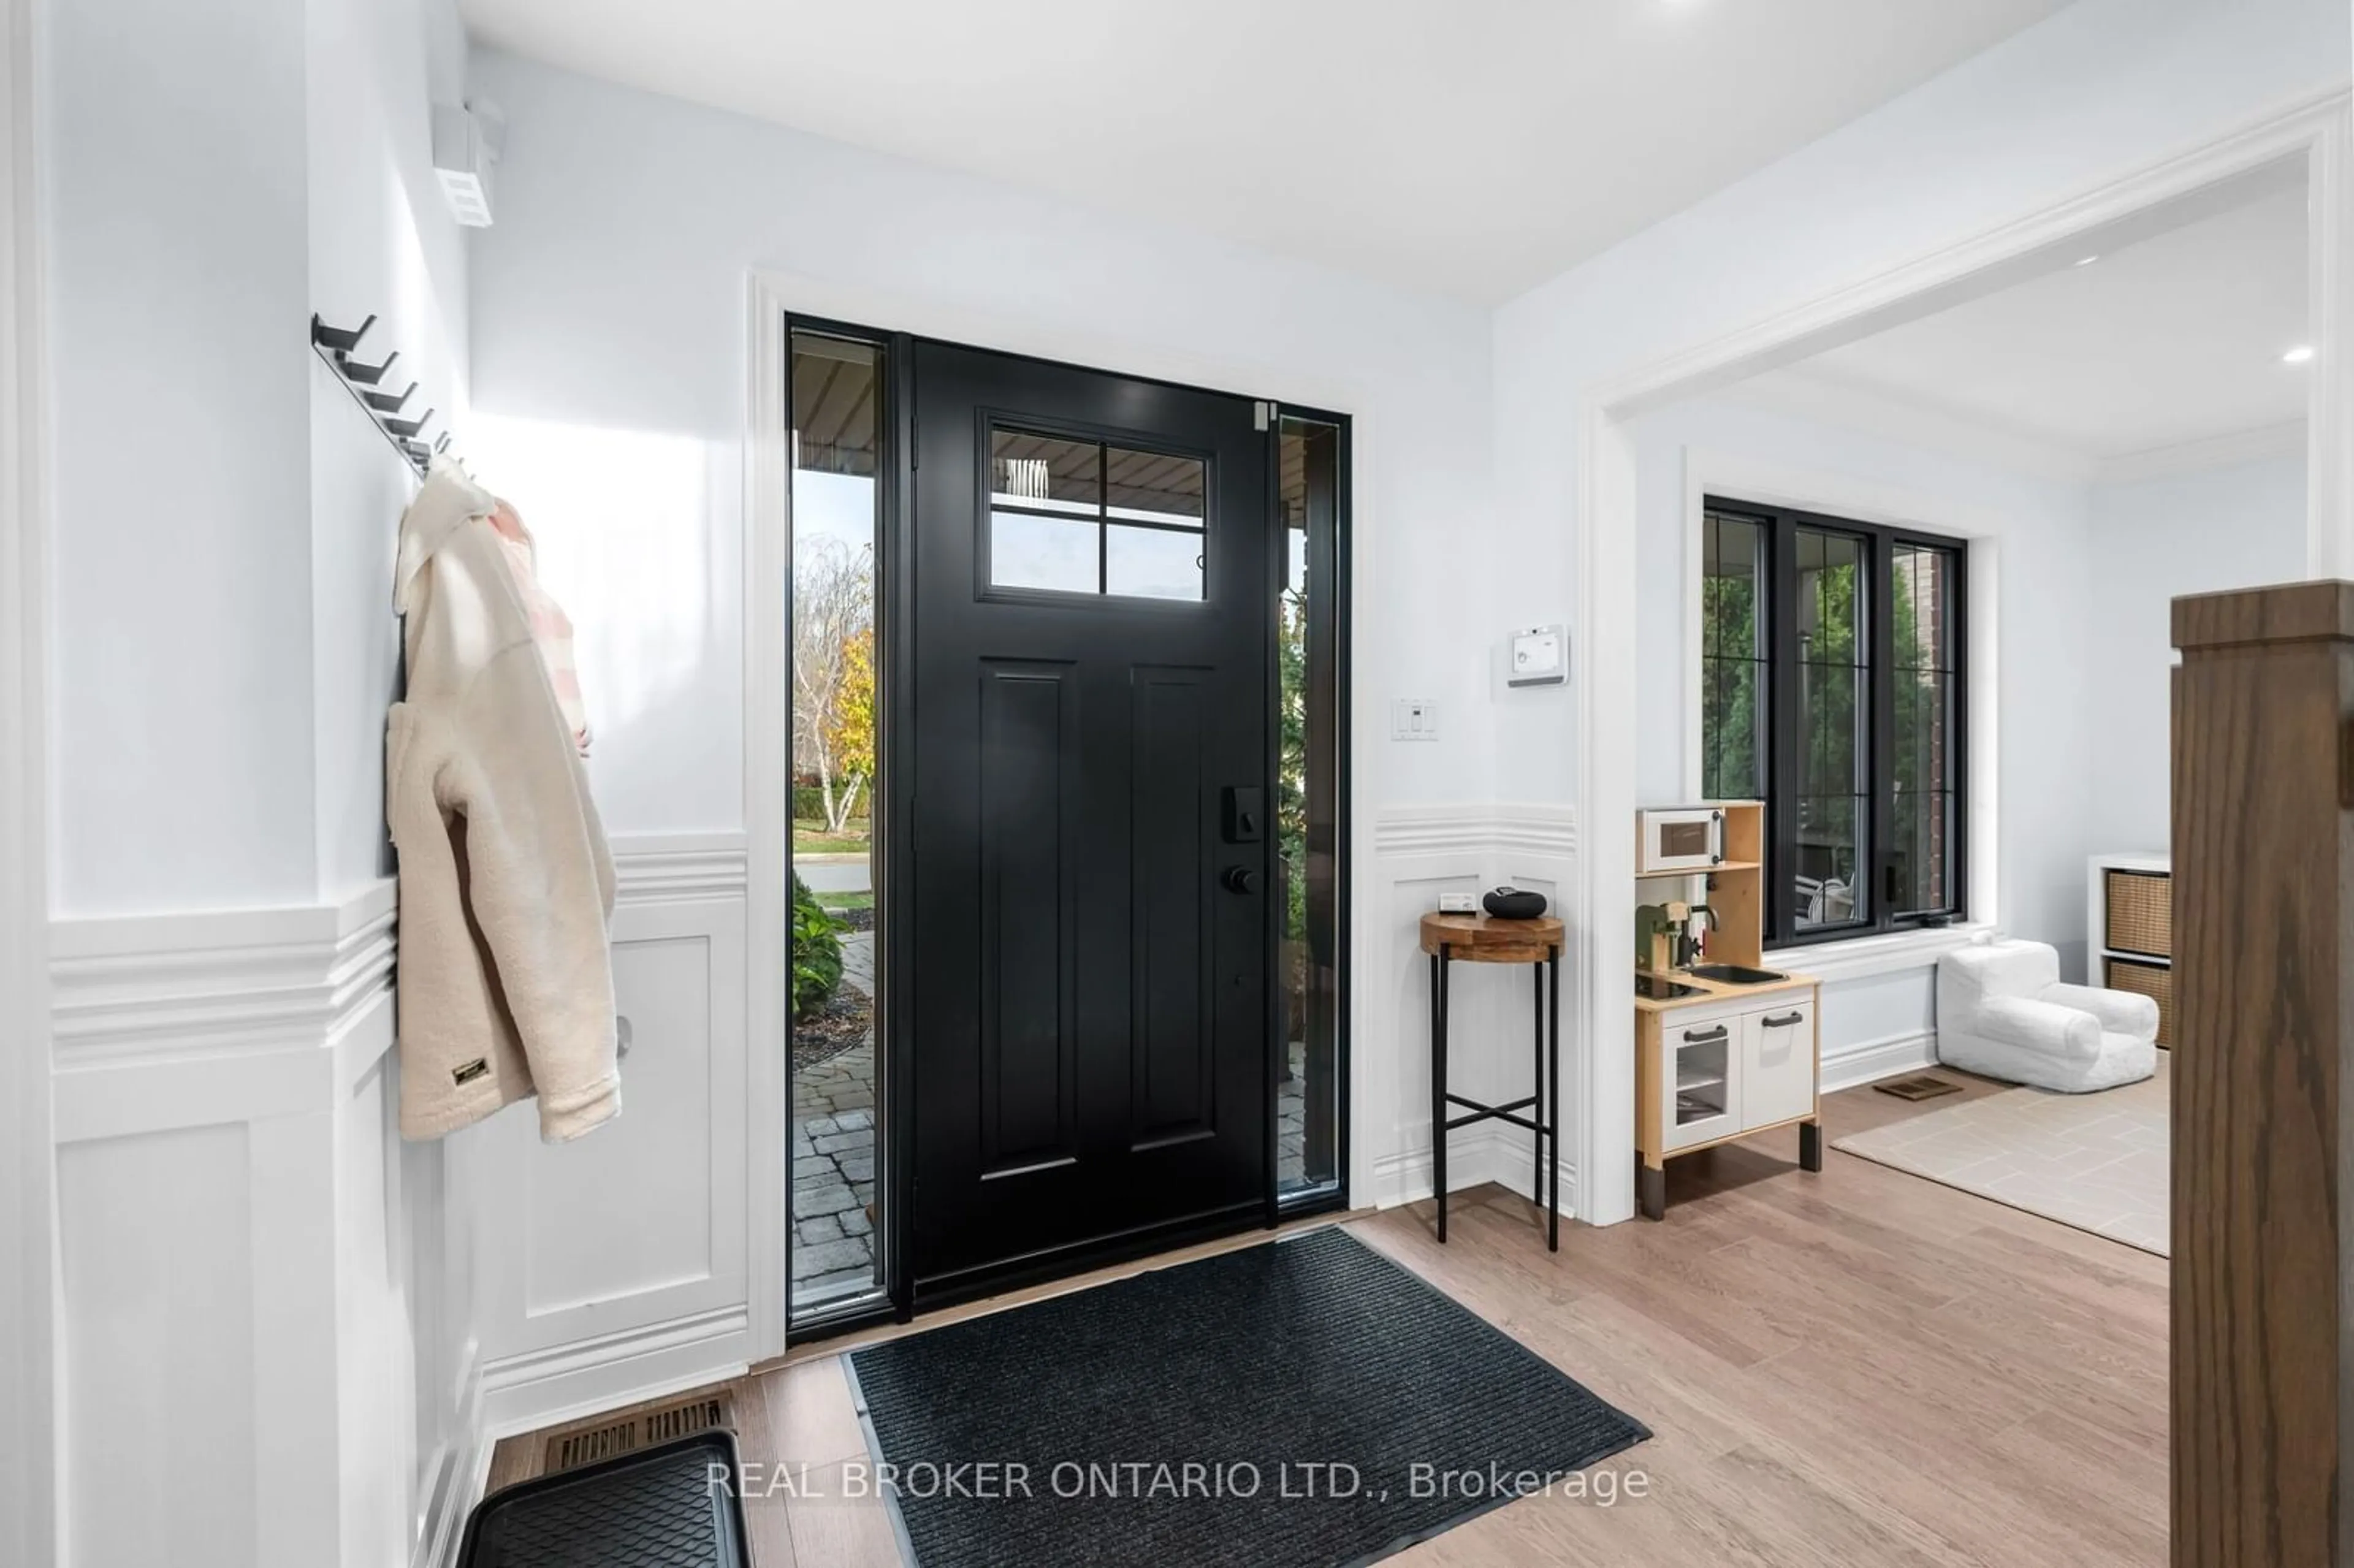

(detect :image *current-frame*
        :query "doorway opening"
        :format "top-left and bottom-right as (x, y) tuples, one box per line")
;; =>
(783, 324), (1350, 1333)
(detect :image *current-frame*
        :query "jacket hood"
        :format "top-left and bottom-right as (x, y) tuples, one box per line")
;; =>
(395, 460), (499, 614)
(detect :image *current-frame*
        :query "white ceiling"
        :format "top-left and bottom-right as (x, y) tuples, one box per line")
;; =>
(1759, 177), (2312, 465)
(459, 0), (2070, 303)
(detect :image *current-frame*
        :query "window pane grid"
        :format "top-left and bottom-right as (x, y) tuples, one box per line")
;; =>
(1701, 512), (1768, 801)
(1891, 544), (1958, 915)
(988, 428), (1206, 601)
(1700, 501), (1965, 945)
(1794, 528), (1867, 932)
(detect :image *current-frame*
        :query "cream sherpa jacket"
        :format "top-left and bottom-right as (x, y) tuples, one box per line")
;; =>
(387, 462), (621, 1142)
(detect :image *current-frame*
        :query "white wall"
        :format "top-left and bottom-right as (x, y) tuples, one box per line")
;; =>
(45, 0), (317, 913)
(45, 0), (471, 917)
(1496, 0), (2347, 793)
(1631, 395), (2099, 971)
(466, 47), (1498, 835)
(40, 1), (482, 1564)
(1495, 0), (2348, 1222)
(2089, 454), (2309, 854)
(305, 0), (472, 905)
(458, 47), (1505, 1387)
(1624, 395), (2106, 1081)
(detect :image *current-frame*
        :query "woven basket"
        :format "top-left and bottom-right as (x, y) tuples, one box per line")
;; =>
(2106, 957), (2173, 1049)
(2103, 870), (2171, 959)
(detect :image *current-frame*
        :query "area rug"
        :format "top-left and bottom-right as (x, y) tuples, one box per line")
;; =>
(1834, 1062), (2169, 1255)
(845, 1227), (1650, 1568)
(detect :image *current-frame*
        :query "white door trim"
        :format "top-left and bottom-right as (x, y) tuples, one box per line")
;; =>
(1574, 86), (2354, 1226)
(744, 270), (1383, 1355)
(1, 0), (55, 1555)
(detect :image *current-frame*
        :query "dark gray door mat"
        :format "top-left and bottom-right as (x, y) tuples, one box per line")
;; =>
(847, 1226), (1648, 1567)
(457, 1431), (750, 1568)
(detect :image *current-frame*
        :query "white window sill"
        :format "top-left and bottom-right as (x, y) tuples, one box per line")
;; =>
(1768, 922), (1994, 986)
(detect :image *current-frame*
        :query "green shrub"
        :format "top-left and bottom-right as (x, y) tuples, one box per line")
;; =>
(791, 873), (845, 1021)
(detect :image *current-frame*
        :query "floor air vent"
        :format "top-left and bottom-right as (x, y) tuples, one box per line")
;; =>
(543, 1390), (734, 1475)
(1873, 1074), (1964, 1103)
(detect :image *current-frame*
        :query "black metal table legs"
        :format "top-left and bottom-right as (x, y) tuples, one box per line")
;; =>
(1429, 943), (1561, 1251)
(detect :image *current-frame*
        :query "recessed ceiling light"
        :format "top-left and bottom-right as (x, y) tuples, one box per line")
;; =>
(2073, 254), (2100, 267)
(2284, 344), (2317, 365)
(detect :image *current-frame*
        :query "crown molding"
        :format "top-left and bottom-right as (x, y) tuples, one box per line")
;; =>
(2095, 419), (2307, 485)
(1729, 371), (2312, 492)
(1724, 368), (2100, 484)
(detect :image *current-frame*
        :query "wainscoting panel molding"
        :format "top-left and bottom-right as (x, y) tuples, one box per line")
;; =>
(474, 832), (755, 1435)
(46, 878), (467, 1568)
(1366, 805), (1580, 1222)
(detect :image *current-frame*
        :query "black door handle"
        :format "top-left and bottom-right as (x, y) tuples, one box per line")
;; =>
(1222, 866), (1259, 895)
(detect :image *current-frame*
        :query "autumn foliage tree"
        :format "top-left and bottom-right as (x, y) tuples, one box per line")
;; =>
(826, 626), (875, 828)
(793, 539), (875, 833)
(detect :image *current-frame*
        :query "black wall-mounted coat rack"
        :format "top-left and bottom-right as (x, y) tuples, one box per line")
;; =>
(311, 313), (457, 479)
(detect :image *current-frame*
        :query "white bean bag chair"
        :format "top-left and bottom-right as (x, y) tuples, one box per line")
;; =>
(1936, 938), (2157, 1093)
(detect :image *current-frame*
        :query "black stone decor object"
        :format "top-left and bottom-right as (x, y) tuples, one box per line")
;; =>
(848, 1227), (1650, 1568)
(1482, 886), (1549, 920)
(457, 1431), (750, 1568)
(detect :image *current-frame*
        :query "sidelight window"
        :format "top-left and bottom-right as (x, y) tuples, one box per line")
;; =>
(1278, 413), (1344, 1199)
(988, 428), (1207, 601)
(789, 328), (886, 1317)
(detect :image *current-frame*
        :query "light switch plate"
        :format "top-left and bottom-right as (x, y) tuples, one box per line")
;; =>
(1392, 698), (1439, 740)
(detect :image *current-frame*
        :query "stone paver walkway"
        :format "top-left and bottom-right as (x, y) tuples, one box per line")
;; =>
(792, 932), (878, 1305)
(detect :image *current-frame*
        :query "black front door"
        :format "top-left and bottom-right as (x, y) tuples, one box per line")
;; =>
(908, 340), (1271, 1299)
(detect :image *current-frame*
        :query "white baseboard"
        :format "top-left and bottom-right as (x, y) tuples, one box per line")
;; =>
(481, 1306), (752, 1437)
(414, 1341), (487, 1568)
(1820, 1030), (1939, 1094)
(1369, 1128), (1579, 1222)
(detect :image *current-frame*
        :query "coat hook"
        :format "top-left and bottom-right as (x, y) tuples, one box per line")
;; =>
(338, 349), (400, 387)
(383, 407), (435, 440)
(433, 432), (452, 454)
(362, 380), (417, 414)
(310, 313), (376, 354)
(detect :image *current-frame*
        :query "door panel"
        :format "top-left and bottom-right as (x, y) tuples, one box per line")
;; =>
(977, 661), (1080, 1176)
(1742, 1000), (1817, 1127)
(908, 341), (1271, 1298)
(1129, 665), (1215, 1147)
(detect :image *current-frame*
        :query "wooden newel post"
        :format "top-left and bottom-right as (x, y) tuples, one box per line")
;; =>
(2171, 582), (2354, 1568)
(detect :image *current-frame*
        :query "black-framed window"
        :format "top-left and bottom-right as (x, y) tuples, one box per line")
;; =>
(1702, 498), (1967, 946)
(986, 427), (1208, 601)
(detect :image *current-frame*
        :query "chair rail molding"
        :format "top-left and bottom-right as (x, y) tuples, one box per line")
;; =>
(43, 880), (483, 1568)
(610, 831), (750, 905)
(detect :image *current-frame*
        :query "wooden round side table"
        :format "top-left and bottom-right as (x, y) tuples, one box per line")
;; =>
(1419, 912), (1565, 1250)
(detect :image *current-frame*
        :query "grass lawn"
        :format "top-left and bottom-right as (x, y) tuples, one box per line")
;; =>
(818, 889), (875, 913)
(792, 818), (870, 854)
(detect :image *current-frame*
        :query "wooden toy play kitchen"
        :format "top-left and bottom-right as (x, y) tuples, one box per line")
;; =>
(1633, 801), (1822, 1220)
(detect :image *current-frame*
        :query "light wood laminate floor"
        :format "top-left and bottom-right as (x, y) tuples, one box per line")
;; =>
(492, 1070), (2166, 1566)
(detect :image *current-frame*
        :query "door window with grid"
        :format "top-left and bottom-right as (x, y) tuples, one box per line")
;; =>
(1701, 500), (1966, 945)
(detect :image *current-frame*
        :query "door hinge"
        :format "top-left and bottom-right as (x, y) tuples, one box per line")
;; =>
(1254, 401), (1273, 432)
